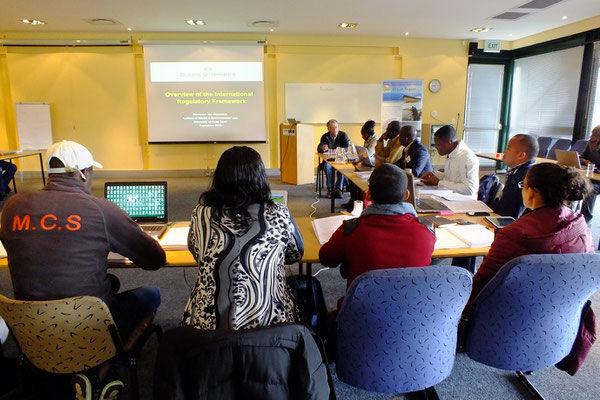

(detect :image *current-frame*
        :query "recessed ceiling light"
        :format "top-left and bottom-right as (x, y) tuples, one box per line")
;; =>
(470, 27), (492, 33)
(185, 19), (205, 26)
(270, 28), (274, 32)
(508, 33), (513, 36)
(127, 27), (132, 31)
(561, 16), (567, 20)
(338, 22), (357, 28)
(21, 19), (46, 25)
(404, 32), (409, 36)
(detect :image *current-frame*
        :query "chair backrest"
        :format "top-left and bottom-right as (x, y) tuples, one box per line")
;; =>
(478, 174), (501, 206)
(0, 295), (119, 374)
(336, 266), (472, 393)
(547, 138), (573, 160)
(153, 323), (332, 400)
(570, 139), (589, 154)
(537, 136), (554, 158)
(466, 253), (600, 372)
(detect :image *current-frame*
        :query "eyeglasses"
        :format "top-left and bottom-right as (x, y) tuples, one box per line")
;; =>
(517, 181), (533, 189)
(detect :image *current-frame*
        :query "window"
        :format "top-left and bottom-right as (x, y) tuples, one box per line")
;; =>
(509, 46), (584, 139)
(588, 42), (600, 135)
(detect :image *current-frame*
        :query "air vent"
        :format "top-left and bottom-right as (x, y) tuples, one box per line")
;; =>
(517, 0), (563, 9)
(83, 18), (122, 26)
(491, 12), (530, 20)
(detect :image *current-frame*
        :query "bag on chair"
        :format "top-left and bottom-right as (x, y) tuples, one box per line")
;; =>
(286, 275), (330, 341)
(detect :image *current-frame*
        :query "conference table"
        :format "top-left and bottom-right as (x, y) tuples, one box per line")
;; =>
(317, 153), (368, 213)
(476, 152), (600, 182)
(0, 150), (46, 192)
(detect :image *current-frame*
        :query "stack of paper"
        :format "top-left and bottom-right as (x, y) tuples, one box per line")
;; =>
(159, 226), (190, 250)
(444, 224), (495, 248)
(311, 215), (354, 245)
(440, 200), (493, 214)
(353, 171), (373, 179)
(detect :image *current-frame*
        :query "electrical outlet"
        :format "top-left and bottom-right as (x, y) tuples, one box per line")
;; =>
(431, 110), (438, 118)
(451, 118), (456, 124)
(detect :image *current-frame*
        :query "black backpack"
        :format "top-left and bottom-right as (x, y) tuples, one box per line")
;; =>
(286, 275), (330, 341)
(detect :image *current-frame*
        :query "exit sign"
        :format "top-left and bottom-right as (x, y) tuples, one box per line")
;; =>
(484, 40), (501, 53)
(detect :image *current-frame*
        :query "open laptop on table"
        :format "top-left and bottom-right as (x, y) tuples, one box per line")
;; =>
(352, 146), (375, 172)
(405, 172), (451, 213)
(555, 149), (582, 168)
(104, 181), (169, 238)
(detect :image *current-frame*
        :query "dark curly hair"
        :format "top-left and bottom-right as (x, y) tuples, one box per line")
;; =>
(526, 163), (592, 207)
(361, 120), (376, 137)
(200, 146), (272, 224)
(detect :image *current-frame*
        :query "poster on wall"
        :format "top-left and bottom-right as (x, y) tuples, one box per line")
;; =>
(381, 79), (423, 138)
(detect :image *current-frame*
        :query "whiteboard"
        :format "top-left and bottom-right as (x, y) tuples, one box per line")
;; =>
(15, 103), (53, 150)
(285, 83), (381, 124)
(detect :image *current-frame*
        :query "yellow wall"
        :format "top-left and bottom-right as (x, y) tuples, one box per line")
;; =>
(0, 32), (471, 171)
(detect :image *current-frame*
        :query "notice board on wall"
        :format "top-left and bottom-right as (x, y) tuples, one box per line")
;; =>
(285, 83), (381, 124)
(15, 102), (53, 150)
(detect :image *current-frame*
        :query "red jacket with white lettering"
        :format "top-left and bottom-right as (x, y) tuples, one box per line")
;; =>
(0, 175), (165, 301)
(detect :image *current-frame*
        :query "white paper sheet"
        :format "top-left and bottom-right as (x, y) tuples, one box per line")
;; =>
(159, 226), (190, 250)
(311, 215), (354, 245)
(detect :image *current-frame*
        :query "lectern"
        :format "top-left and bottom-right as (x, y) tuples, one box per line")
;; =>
(279, 123), (315, 185)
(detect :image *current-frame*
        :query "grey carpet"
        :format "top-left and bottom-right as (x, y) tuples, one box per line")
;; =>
(1, 173), (600, 399)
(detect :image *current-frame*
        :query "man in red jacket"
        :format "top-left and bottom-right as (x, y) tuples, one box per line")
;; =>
(319, 163), (436, 295)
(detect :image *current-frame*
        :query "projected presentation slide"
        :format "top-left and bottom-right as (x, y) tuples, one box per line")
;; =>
(144, 45), (266, 143)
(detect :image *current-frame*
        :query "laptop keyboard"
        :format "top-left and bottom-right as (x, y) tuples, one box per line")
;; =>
(141, 225), (162, 232)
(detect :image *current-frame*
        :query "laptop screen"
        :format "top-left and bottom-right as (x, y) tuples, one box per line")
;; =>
(104, 181), (168, 223)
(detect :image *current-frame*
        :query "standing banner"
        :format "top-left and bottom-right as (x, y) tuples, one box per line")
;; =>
(381, 79), (423, 138)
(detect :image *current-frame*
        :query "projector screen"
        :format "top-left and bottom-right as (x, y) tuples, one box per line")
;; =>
(143, 44), (266, 143)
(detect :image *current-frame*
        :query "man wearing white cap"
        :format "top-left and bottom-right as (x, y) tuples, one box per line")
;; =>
(0, 140), (166, 399)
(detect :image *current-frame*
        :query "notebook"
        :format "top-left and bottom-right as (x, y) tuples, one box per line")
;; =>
(405, 172), (451, 213)
(104, 181), (169, 238)
(555, 149), (581, 168)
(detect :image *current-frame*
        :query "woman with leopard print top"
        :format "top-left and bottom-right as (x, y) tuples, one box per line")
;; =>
(182, 146), (304, 330)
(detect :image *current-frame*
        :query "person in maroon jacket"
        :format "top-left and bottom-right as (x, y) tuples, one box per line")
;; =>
(469, 162), (594, 302)
(319, 163), (436, 299)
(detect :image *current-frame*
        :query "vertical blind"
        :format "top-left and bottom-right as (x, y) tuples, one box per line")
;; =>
(509, 46), (584, 139)
(588, 42), (600, 135)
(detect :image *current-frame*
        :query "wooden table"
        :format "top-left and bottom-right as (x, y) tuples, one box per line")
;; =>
(317, 153), (370, 212)
(0, 150), (46, 192)
(476, 152), (600, 182)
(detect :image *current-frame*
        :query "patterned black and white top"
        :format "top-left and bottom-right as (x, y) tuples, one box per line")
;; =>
(182, 202), (304, 330)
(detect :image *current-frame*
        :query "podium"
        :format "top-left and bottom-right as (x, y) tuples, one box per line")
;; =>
(280, 123), (315, 185)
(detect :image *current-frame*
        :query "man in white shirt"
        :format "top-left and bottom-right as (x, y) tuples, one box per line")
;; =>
(421, 125), (479, 198)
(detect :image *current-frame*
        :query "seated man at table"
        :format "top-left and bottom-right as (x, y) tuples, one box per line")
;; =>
(394, 125), (433, 177)
(0, 140), (166, 398)
(319, 163), (436, 297)
(580, 125), (600, 222)
(317, 119), (350, 199)
(421, 125), (479, 198)
(492, 134), (538, 218)
(0, 160), (17, 200)
(375, 120), (403, 165)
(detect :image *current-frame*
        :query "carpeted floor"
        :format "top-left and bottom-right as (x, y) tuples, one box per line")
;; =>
(1, 172), (600, 399)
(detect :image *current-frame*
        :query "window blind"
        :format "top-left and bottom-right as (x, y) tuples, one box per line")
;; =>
(587, 42), (600, 135)
(509, 46), (584, 139)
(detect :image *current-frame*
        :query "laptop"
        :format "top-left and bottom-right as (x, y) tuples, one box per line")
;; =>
(354, 146), (375, 167)
(555, 149), (581, 168)
(405, 172), (451, 213)
(270, 190), (288, 206)
(104, 181), (169, 237)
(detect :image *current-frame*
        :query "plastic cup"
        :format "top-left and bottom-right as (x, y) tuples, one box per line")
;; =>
(586, 164), (595, 177)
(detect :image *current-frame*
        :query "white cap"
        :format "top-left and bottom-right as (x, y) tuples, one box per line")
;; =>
(46, 140), (103, 179)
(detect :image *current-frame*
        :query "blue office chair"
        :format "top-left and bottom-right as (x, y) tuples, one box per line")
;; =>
(536, 136), (554, 158)
(465, 253), (600, 399)
(336, 266), (472, 397)
(570, 139), (589, 154)
(547, 138), (572, 160)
